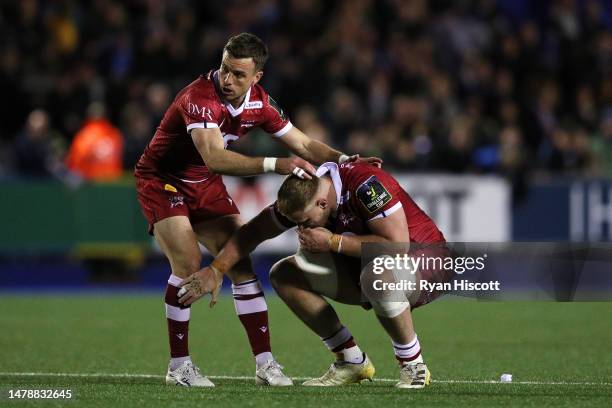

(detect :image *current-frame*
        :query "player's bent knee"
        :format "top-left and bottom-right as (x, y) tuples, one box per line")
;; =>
(363, 272), (411, 318)
(226, 257), (256, 284)
(269, 256), (299, 288)
(171, 254), (202, 278)
(360, 255), (414, 318)
(370, 299), (410, 318)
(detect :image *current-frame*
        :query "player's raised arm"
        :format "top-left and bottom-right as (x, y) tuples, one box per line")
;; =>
(177, 203), (294, 307)
(191, 127), (316, 178)
(277, 126), (383, 167)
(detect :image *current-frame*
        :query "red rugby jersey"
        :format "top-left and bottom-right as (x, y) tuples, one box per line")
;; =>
(270, 162), (446, 244)
(136, 70), (292, 181)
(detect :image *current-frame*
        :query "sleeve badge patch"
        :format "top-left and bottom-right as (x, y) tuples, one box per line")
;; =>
(356, 176), (392, 213)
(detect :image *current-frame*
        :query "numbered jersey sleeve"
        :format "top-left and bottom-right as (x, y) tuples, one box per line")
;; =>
(350, 166), (404, 221)
(261, 94), (293, 137)
(177, 88), (225, 134)
(267, 202), (296, 230)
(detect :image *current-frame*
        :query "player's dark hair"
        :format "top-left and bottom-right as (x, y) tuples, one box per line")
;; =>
(277, 175), (320, 218)
(223, 33), (268, 71)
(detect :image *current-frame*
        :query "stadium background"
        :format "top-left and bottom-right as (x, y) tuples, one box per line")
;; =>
(1, 1), (612, 406)
(2, 0), (612, 288)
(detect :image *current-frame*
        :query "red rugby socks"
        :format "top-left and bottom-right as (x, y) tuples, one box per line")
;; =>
(232, 278), (274, 368)
(393, 334), (423, 365)
(165, 274), (191, 369)
(322, 326), (364, 364)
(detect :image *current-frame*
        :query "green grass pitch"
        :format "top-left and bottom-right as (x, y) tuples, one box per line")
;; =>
(1, 294), (610, 407)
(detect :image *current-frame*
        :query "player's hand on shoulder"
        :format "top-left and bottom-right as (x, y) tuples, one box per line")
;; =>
(297, 226), (333, 252)
(178, 266), (224, 308)
(276, 157), (316, 179)
(341, 154), (383, 168)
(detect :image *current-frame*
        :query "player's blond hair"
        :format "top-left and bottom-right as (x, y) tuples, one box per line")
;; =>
(277, 176), (320, 217)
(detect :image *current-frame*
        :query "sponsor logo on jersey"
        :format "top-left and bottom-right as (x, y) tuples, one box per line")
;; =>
(188, 103), (213, 121)
(245, 101), (263, 109)
(240, 119), (256, 128)
(356, 176), (392, 213)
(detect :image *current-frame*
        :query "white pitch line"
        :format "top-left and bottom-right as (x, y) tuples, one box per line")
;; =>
(0, 372), (610, 387)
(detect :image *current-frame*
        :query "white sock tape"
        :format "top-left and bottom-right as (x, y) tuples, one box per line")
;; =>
(263, 157), (277, 173)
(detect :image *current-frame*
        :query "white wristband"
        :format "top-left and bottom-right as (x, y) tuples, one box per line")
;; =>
(338, 154), (351, 164)
(263, 157), (277, 173)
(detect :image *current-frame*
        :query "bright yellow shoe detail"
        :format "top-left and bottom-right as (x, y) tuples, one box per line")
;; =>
(303, 354), (375, 386)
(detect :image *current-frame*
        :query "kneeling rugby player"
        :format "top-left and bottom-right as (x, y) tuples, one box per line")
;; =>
(179, 161), (452, 388)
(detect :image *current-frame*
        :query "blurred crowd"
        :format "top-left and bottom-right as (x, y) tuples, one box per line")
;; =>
(1, 0), (612, 184)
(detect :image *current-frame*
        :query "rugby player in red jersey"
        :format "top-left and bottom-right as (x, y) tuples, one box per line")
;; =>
(179, 161), (449, 389)
(134, 33), (380, 387)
